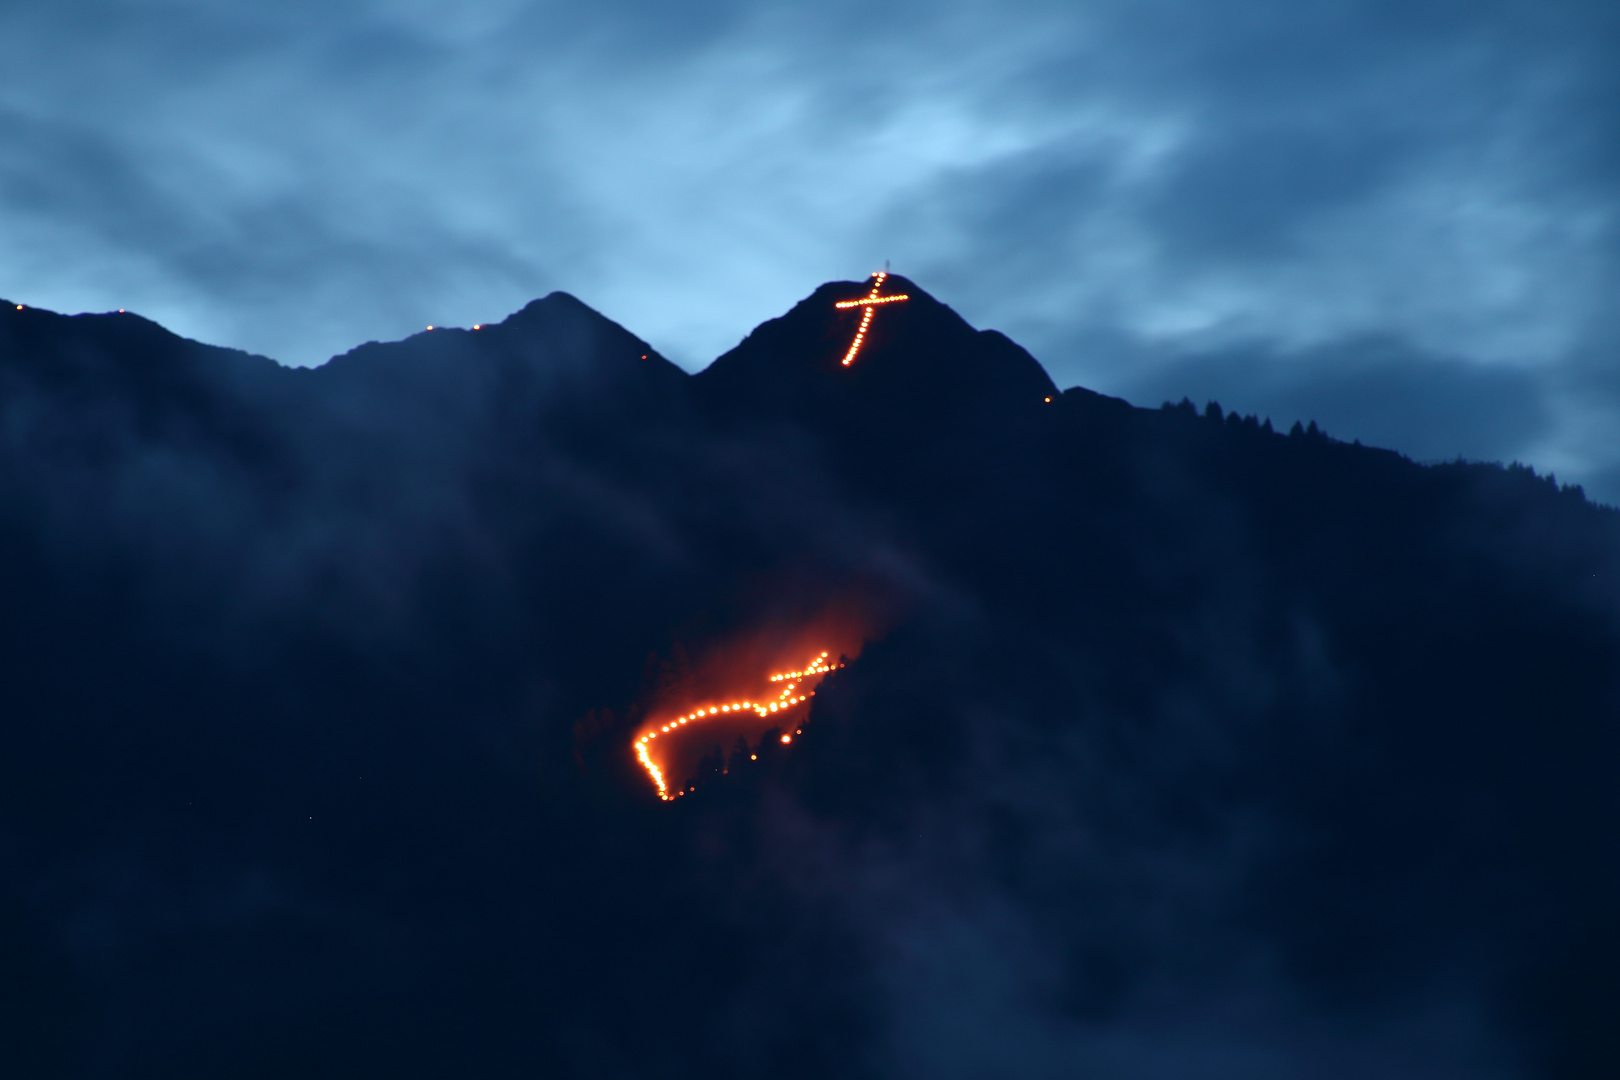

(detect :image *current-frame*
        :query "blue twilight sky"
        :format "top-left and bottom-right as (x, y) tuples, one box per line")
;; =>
(2, 1), (1618, 499)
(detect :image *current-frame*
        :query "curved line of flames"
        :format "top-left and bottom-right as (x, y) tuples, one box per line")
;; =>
(634, 651), (843, 801)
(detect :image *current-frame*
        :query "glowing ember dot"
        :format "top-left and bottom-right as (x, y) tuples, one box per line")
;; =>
(750, 755), (757, 761)
(474, 324), (482, 330)
(1044, 396), (1052, 402)
(426, 325), (433, 330)
(781, 735), (791, 744)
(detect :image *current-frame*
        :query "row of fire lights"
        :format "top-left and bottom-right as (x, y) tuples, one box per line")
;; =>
(634, 652), (842, 801)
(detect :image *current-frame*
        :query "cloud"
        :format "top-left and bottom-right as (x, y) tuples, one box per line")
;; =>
(0, 0), (1616, 491)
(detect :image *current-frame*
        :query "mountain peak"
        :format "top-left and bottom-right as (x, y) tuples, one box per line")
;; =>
(316, 291), (682, 410)
(695, 275), (1057, 427)
(503, 290), (611, 327)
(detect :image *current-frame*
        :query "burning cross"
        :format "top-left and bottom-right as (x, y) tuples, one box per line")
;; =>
(834, 271), (909, 366)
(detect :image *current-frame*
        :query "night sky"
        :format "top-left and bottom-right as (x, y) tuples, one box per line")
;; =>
(2, 0), (1617, 500)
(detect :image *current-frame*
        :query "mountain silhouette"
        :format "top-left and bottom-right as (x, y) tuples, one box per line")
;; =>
(0, 282), (1616, 1078)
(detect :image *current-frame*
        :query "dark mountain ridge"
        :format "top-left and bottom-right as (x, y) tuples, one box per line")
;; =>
(0, 283), (1615, 1078)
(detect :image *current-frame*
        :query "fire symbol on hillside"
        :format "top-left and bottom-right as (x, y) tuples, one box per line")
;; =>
(835, 271), (909, 366)
(633, 650), (844, 800)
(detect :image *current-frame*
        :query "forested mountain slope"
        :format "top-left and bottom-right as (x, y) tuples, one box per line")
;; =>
(1, 281), (1615, 1078)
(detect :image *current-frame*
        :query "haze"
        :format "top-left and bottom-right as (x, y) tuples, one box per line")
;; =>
(1, 0), (1616, 498)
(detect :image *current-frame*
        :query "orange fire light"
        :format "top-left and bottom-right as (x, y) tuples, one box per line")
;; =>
(835, 272), (909, 366)
(633, 650), (843, 800)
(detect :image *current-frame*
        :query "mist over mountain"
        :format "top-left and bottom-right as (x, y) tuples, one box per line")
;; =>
(1, 280), (1616, 1078)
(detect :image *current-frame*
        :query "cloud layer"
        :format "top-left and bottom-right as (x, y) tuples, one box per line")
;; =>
(2, 0), (1617, 496)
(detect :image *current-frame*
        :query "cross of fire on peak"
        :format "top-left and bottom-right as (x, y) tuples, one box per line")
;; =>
(834, 270), (909, 366)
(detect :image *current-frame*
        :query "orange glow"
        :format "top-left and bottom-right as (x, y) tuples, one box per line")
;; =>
(838, 271), (909, 366)
(632, 650), (844, 800)
(833, 294), (910, 309)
